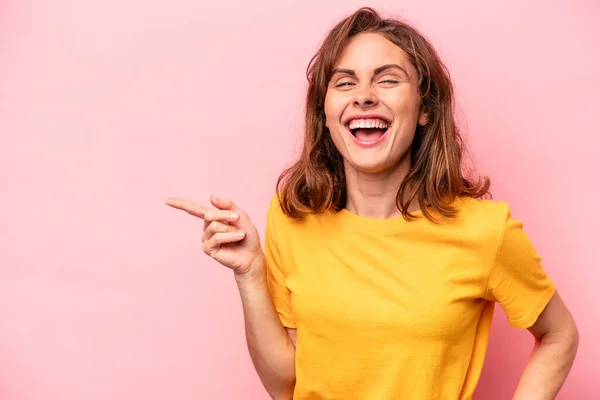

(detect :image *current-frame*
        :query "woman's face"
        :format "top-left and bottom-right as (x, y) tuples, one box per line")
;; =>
(324, 32), (428, 175)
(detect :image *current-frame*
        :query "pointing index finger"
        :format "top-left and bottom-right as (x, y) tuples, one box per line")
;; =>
(165, 198), (208, 219)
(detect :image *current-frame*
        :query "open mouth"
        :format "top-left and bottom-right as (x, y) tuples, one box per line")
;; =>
(346, 118), (390, 143)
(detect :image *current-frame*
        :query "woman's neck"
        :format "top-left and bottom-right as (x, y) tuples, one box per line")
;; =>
(343, 159), (418, 219)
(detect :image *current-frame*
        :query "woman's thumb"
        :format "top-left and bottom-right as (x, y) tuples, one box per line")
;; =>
(210, 195), (238, 211)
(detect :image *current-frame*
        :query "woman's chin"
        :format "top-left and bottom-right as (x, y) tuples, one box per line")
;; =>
(343, 149), (411, 176)
(345, 157), (394, 175)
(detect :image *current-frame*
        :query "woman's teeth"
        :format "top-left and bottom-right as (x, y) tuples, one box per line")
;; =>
(347, 118), (389, 130)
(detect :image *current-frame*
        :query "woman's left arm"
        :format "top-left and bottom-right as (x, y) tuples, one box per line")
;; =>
(513, 291), (579, 400)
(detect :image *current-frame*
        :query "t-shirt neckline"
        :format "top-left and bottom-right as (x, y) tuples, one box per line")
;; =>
(334, 207), (426, 233)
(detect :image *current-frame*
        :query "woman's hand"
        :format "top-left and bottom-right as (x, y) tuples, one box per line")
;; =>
(165, 194), (264, 277)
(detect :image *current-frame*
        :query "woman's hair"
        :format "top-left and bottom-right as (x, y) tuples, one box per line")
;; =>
(276, 7), (490, 222)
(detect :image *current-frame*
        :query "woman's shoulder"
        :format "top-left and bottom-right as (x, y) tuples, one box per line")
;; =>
(454, 196), (510, 219)
(266, 193), (304, 227)
(446, 196), (512, 235)
(266, 193), (334, 231)
(266, 194), (285, 224)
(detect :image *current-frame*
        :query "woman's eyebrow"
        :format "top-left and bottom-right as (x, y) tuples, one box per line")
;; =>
(331, 64), (408, 77)
(373, 64), (408, 76)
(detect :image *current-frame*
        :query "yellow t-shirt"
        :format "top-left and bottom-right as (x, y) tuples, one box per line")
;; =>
(264, 195), (555, 400)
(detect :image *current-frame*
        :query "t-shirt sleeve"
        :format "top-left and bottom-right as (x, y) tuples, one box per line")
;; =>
(484, 204), (556, 329)
(264, 196), (296, 328)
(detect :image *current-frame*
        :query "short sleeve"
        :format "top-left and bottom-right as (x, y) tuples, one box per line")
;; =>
(485, 205), (556, 329)
(264, 196), (296, 328)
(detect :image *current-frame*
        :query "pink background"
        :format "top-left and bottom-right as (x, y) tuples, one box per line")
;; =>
(1, 0), (598, 399)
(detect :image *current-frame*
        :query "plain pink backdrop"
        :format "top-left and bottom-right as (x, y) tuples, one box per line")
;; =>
(1, 0), (598, 399)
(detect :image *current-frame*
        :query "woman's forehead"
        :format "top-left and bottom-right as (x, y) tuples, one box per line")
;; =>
(333, 33), (413, 72)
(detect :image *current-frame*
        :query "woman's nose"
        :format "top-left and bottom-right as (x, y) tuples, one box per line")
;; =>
(353, 84), (378, 107)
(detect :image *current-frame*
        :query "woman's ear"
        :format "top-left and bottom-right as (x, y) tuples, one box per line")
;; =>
(418, 108), (429, 126)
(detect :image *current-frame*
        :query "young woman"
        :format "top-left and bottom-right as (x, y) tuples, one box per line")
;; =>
(166, 7), (578, 400)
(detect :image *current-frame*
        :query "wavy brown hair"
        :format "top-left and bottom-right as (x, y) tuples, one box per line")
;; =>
(276, 7), (490, 222)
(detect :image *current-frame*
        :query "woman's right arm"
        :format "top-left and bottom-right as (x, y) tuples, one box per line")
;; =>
(235, 259), (296, 399)
(165, 195), (296, 399)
